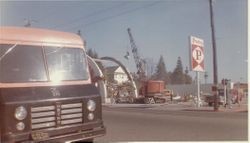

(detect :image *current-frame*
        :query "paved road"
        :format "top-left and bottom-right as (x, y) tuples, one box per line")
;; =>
(96, 106), (247, 142)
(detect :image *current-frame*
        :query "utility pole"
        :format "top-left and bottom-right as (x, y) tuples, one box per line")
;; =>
(209, 0), (219, 111)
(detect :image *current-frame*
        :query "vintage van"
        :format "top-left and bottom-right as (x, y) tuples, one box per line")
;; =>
(0, 27), (105, 142)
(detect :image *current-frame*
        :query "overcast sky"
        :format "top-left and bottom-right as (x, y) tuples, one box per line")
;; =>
(0, 0), (247, 84)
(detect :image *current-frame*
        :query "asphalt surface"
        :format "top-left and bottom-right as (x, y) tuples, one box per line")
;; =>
(96, 103), (248, 142)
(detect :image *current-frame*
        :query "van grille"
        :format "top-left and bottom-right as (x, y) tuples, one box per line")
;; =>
(31, 102), (83, 130)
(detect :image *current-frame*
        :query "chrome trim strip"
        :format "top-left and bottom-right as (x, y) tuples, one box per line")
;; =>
(32, 117), (56, 124)
(61, 118), (82, 125)
(31, 111), (55, 118)
(61, 113), (82, 120)
(31, 106), (55, 112)
(32, 122), (56, 129)
(61, 103), (82, 109)
(61, 108), (82, 114)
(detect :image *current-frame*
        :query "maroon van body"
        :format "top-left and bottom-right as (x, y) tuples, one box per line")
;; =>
(0, 27), (106, 143)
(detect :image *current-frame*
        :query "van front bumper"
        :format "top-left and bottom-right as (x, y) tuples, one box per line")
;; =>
(2, 121), (106, 143)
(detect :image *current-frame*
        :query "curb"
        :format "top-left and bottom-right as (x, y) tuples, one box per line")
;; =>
(182, 108), (248, 112)
(102, 103), (248, 113)
(102, 103), (166, 108)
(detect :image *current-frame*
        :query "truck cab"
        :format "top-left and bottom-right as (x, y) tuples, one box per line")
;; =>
(0, 27), (105, 142)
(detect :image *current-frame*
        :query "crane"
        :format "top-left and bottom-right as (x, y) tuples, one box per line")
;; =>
(127, 28), (146, 81)
(126, 28), (169, 104)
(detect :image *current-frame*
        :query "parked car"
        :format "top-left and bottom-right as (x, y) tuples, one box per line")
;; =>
(204, 93), (225, 107)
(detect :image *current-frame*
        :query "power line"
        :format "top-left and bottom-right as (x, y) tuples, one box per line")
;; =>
(37, 5), (65, 23)
(24, 2), (68, 27)
(52, 2), (128, 30)
(64, 1), (162, 31)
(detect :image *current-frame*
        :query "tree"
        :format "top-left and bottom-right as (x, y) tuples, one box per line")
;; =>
(184, 66), (192, 84)
(87, 49), (95, 58)
(152, 55), (170, 84)
(87, 49), (104, 71)
(171, 57), (185, 84)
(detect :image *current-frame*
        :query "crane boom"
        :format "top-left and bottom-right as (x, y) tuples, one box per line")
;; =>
(127, 28), (146, 80)
(126, 28), (168, 104)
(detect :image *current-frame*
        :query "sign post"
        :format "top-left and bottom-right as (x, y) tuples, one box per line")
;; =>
(190, 36), (205, 107)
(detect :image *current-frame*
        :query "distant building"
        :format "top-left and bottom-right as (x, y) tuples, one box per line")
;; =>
(234, 83), (248, 90)
(167, 82), (248, 97)
(167, 84), (224, 97)
(104, 66), (128, 84)
(233, 82), (248, 96)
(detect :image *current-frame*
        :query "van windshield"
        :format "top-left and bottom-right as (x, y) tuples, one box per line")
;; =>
(0, 44), (88, 83)
(45, 46), (88, 82)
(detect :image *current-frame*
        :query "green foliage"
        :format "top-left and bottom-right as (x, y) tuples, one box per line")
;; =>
(152, 55), (170, 84)
(171, 57), (185, 84)
(87, 49), (104, 71)
(170, 57), (193, 84)
(184, 74), (193, 84)
(87, 49), (97, 58)
(152, 56), (193, 85)
(184, 66), (193, 84)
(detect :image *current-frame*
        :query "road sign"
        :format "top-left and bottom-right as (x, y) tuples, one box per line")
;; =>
(190, 36), (205, 72)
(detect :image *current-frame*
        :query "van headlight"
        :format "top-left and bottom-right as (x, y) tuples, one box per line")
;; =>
(16, 122), (25, 131)
(88, 113), (95, 121)
(15, 106), (27, 120)
(87, 100), (96, 112)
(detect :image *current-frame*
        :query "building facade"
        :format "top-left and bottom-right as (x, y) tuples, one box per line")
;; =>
(105, 66), (128, 84)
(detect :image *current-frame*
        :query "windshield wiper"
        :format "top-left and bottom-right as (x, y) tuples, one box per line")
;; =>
(0, 43), (18, 61)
